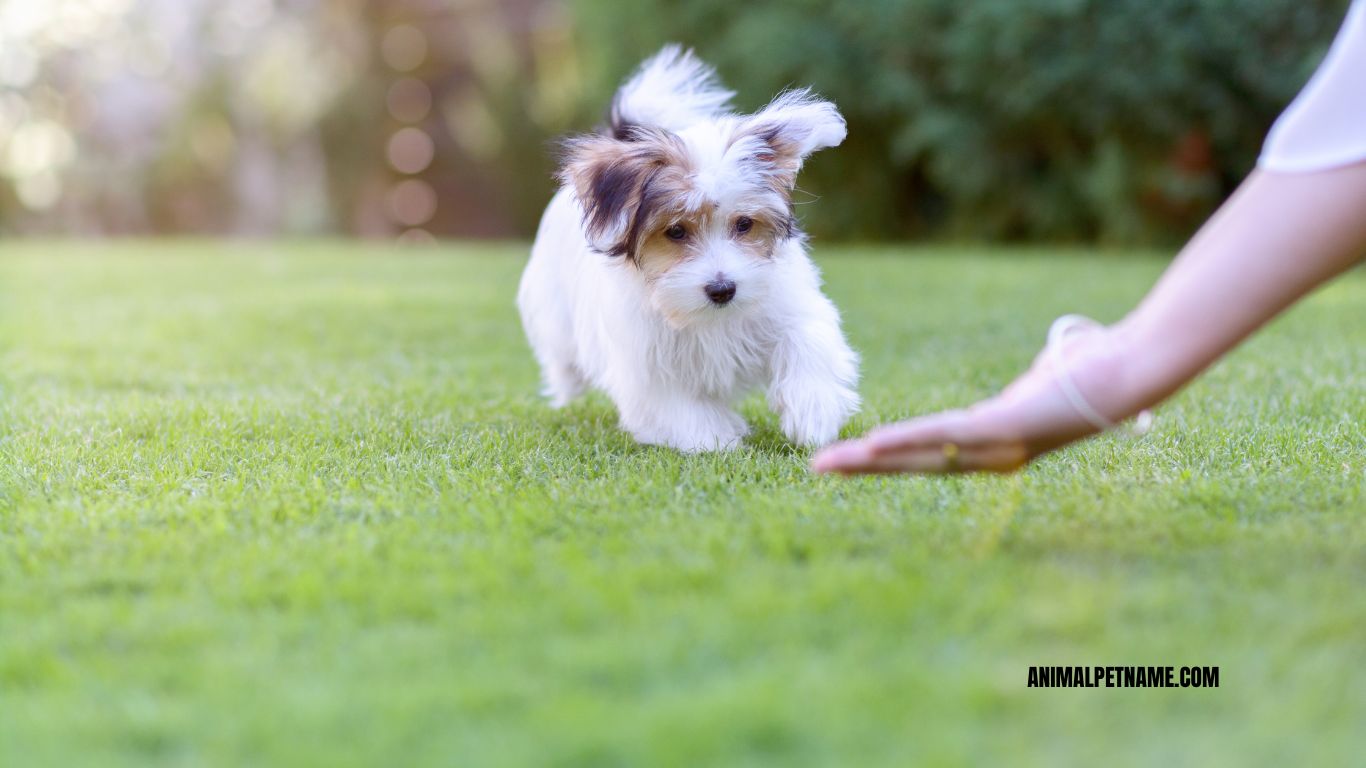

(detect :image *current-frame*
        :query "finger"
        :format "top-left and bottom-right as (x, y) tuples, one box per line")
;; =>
(812, 441), (939, 474)
(862, 411), (969, 453)
(859, 446), (958, 474)
(810, 440), (875, 474)
(838, 441), (1029, 475)
(815, 428), (1032, 474)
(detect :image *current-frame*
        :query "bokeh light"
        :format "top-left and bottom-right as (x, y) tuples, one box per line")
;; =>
(0, 45), (39, 88)
(388, 178), (438, 227)
(386, 77), (432, 123)
(396, 227), (436, 245)
(386, 127), (436, 175)
(380, 24), (427, 73)
(445, 89), (503, 161)
(189, 116), (237, 173)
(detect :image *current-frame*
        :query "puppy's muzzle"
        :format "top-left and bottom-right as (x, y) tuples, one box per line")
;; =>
(704, 277), (737, 306)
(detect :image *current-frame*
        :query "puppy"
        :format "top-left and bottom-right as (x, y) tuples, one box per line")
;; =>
(518, 46), (859, 452)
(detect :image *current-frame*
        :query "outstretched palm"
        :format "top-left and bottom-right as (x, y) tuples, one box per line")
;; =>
(812, 320), (1124, 475)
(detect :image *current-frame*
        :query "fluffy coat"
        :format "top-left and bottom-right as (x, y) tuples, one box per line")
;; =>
(518, 46), (860, 452)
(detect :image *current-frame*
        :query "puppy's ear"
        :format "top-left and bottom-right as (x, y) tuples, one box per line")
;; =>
(558, 129), (683, 258)
(732, 89), (846, 190)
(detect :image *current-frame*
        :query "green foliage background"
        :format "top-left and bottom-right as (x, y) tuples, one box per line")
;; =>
(0, 1), (1351, 243)
(569, 0), (1349, 243)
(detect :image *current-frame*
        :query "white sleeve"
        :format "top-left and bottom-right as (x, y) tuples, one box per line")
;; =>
(1258, 0), (1366, 173)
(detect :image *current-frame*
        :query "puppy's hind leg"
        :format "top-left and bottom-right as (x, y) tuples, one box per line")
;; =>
(541, 359), (587, 408)
(520, 291), (586, 407)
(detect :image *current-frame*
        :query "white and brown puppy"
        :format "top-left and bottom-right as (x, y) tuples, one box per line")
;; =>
(518, 46), (859, 452)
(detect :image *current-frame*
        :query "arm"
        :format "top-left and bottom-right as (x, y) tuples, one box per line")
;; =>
(813, 162), (1366, 475)
(1109, 164), (1366, 411)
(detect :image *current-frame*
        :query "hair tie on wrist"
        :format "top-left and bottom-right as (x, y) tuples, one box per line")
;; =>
(1047, 315), (1153, 437)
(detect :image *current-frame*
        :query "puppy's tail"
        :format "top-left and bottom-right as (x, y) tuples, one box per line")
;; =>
(607, 45), (734, 138)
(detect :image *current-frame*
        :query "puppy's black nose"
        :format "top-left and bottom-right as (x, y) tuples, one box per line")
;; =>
(704, 278), (737, 306)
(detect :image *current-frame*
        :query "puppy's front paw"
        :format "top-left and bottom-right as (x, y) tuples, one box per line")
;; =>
(627, 406), (749, 453)
(773, 383), (860, 447)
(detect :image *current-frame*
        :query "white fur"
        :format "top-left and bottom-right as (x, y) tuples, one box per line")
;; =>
(611, 45), (735, 132)
(518, 48), (860, 453)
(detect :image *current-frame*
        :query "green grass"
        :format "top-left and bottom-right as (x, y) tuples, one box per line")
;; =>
(2, 241), (1363, 767)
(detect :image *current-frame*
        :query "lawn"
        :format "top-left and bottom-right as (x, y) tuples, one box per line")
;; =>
(2, 241), (1363, 767)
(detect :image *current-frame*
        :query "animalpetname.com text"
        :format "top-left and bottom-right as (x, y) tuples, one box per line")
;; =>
(1028, 666), (1218, 688)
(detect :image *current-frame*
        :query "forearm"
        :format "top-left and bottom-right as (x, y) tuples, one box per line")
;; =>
(1110, 164), (1366, 412)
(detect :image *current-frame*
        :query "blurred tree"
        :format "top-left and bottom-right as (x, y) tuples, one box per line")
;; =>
(0, 0), (368, 236)
(318, 0), (585, 239)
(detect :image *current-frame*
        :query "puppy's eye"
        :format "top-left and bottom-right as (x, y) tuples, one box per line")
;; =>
(735, 216), (753, 235)
(665, 224), (688, 241)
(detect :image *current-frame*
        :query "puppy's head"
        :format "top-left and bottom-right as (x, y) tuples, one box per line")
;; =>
(560, 90), (845, 327)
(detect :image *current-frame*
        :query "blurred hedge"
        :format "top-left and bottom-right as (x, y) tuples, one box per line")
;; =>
(569, 0), (1349, 243)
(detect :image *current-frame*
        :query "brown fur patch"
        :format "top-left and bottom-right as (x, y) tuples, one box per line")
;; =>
(559, 128), (694, 260)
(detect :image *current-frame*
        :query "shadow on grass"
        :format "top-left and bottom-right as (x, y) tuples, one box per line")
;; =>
(531, 394), (820, 463)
